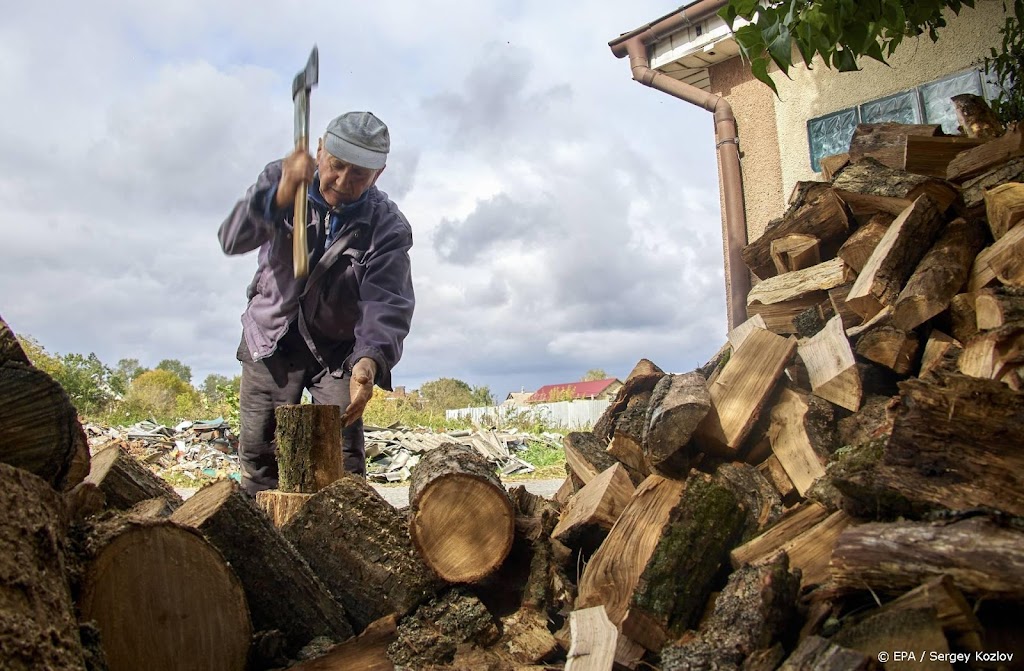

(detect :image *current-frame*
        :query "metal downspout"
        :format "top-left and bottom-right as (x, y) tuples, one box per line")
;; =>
(614, 25), (750, 332)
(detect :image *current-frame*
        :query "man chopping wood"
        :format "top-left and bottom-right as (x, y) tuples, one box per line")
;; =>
(219, 111), (414, 496)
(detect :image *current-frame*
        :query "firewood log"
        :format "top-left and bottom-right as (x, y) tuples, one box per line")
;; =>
(984, 181), (1024, 240)
(564, 431), (620, 486)
(275, 403), (343, 493)
(961, 156), (1024, 211)
(976, 287), (1024, 328)
(552, 463), (634, 552)
(958, 322), (1024, 382)
(170, 479), (353, 654)
(642, 371), (710, 477)
(770, 233), (821, 273)
(84, 444), (182, 512)
(592, 359), (665, 442)
(847, 122), (942, 170)
(798, 315), (862, 412)
(564, 606), (618, 671)
(255, 489), (313, 527)
(779, 635), (879, 670)
(837, 214), (892, 274)
(75, 515), (251, 671)
(832, 608), (951, 671)
(820, 153), (851, 181)
(767, 388), (829, 496)
(288, 615), (397, 671)
(607, 391), (654, 482)
(919, 330), (962, 378)
(831, 157), (958, 217)
(854, 326), (920, 375)
(0, 463), (86, 671)
(386, 588), (499, 669)
(946, 123), (1023, 181)
(747, 258), (848, 315)
(282, 474), (442, 631)
(903, 134), (987, 178)
(0, 314), (29, 364)
(879, 576), (983, 652)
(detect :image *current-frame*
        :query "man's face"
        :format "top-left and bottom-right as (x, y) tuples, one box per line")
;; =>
(316, 138), (384, 207)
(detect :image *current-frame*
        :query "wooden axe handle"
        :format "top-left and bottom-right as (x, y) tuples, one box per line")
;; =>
(292, 139), (310, 279)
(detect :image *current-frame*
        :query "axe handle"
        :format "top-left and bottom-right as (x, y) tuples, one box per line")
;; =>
(292, 139), (310, 279)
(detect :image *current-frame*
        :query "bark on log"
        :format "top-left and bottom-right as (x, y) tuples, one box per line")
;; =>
(832, 157), (958, 216)
(608, 391), (654, 481)
(564, 431), (620, 486)
(952, 93), (1003, 140)
(282, 474), (442, 632)
(85, 444), (183, 512)
(837, 214), (892, 274)
(779, 635), (879, 671)
(794, 299), (836, 338)
(846, 195), (947, 319)
(387, 588), (499, 669)
(962, 156), (1024, 210)
(288, 615), (398, 671)
(715, 461), (784, 541)
(592, 359), (665, 442)
(552, 463), (634, 552)
(947, 292), (981, 343)
(821, 153), (851, 181)
(275, 404), (343, 493)
(0, 463), (86, 671)
(75, 516), (251, 671)
(946, 124), (1023, 182)
(748, 292), (831, 334)
(659, 554), (800, 671)
(0, 359), (89, 491)
(798, 315), (862, 412)
(643, 372), (709, 477)
(742, 182), (850, 279)
(976, 287), (1024, 328)
(0, 314), (29, 365)
(169, 479), (353, 654)
(847, 122), (942, 170)
(830, 514), (1024, 600)
(903, 134), (987, 178)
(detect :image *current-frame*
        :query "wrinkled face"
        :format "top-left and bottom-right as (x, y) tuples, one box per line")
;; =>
(316, 138), (384, 207)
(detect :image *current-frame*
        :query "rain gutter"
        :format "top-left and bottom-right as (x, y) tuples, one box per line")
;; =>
(609, 0), (750, 331)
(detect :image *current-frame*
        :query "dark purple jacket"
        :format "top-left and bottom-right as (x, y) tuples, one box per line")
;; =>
(219, 160), (414, 390)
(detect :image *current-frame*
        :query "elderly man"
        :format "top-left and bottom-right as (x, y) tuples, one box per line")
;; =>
(219, 111), (414, 496)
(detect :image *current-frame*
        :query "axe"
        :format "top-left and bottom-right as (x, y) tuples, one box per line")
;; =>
(291, 46), (319, 279)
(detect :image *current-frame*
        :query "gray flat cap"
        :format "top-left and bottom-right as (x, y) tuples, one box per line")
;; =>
(323, 111), (389, 169)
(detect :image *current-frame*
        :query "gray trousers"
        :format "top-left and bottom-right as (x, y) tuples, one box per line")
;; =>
(236, 329), (365, 496)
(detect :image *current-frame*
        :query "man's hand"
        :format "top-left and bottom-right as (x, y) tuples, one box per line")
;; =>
(342, 358), (377, 427)
(275, 148), (315, 209)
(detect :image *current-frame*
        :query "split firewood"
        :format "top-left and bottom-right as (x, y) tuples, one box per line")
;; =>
(832, 608), (951, 671)
(658, 554), (800, 671)
(820, 153), (851, 181)
(987, 224), (1024, 286)
(831, 513), (1024, 600)
(984, 181), (1024, 239)
(946, 123), (1023, 181)
(0, 354), (89, 491)
(282, 474), (442, 632)
(767, 388), (831, 497)
(837, 214), (893, 274)
(643, 371), (710, 476)
(564, 606), (618, 671)
(757, 455), (799, 505)
(778, 635), (878, 671)
(961, 155), (1024, 210)
(607, 391), (654, 481)
(741, 182), (850, 279)
(552, 463), (634, 552)
(798, 315), (862, 412)
(770, 234), (821, 273)
(844, 305), (893, 340)
(959, 323), (1024, 382)
(903, 134), (987, 178)
(847, 122), (942, 171)
(846, 195), (947, 319)
(891, 217), (987, 330)
(747, 258), (848, 319)
(288, 615), (397, 671)
(854, 326), (920, 375)
(793, 298), (836, 338)
(256, 490), (313, 527)
(578, 472), (748, 652)
(919, 330), (962, 378)
(728, 313), (768, 350)
(748, 292), (831, 334)
(84, 444), (183, 512)
(553, 476), (575, 505)
(694, 328), (796, 456)
(592, 359), (665, 442)
(976, 287), (1024, 328)
(126, 496), (175, 519)
(0, 463), (87, 671)
(828, 283), (862, 329)
(952, 92), (1003, 140)
(730, 501), (830, 569)
(564, 431), (620, 486)
(784, 359), (813, 393)
(879, 576), (983, 652)
(716, 461), (784, 540)
(75, 515), (251, 671)
(407, 442), (514, 584)
(503, 486), (575, 615)
(275, 403), (344, 493)
(742, 509), (851, 590)
(835, 394), (896, 448)
(386, 588), (499, 669)
(947, 292), (980, 342)
(831, 157), (958, 216)
(170, 479), (354, 655)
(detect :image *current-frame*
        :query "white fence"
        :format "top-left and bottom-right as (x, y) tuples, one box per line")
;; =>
(446, 399), (611, 430)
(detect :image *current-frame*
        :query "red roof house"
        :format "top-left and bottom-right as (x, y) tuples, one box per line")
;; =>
(527, 378), (622, 403)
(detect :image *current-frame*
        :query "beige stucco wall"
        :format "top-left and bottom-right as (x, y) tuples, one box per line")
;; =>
(772, 1), (1010, 203)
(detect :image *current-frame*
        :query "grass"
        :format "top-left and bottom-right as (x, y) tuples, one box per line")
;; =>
(513, 439), (568, 480)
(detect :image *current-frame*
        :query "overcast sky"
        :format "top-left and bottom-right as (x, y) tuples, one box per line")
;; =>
(0, 0), (728, 401)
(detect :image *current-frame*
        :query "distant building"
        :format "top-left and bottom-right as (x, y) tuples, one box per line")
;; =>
(527, 378), (622, 403)
(502, 391), (535, 407)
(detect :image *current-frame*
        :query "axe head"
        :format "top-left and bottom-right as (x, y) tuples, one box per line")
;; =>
(292, 46), (319, 100)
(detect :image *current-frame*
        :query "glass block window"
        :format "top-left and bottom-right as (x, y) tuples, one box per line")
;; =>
(807, 108), (858, 172)
(806, 68), (993, 171)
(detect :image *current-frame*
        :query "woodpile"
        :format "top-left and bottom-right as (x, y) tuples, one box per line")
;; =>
(4, 118), (1024, 671)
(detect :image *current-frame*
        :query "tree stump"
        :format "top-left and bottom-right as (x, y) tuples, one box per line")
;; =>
(0, 463), (85, 671)
(282, 474), (442, 632)
(75, 516), (251, 671)
(84, 444), (183, 512)
(256, 489), (313, 527)
(408, 442), (515, 584)
(169, 479), (353, 654)
(275, 404), (344, 493)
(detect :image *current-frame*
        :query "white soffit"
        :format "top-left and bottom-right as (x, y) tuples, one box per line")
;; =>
(650, 14), (746, 91)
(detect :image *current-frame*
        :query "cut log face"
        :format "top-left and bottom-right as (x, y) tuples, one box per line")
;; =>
(643, 371), (710, 475)
(694, 328), (797, 455)
(983, 181), (1024, 240)
(976, 288), (1024, 328)
(798, 315), (862, 412)
(728, 313), (768, 351)
(748, 291), (831, 334)
(77, 518), (252, 671)
(920, 330), (962, 378)
(170, 479), (353, 654)
(891, 216), (987, 331)
(958, 323), (1024, 382)
(829, 283), (862, 329)
(832, 157), (958, 216)
(85, 444), (183, 512)
(255, 490), (313, 527)
(552, 463), (635, 552)
(564, 606), (618, 671)
(275, 404), (344, 493)
(820, 153), (851, 181)
(771, 234), (821, 274)
(0, 463), (86, 671)
(846, 195), (946, 319)
(947, 124), (1024, 182)
(408, 443), (515, 584)
(283, 474), (441, 632)
(837, 214), (892, 274)
(854, 326), (920, 375)
(0, 314), (30, 365)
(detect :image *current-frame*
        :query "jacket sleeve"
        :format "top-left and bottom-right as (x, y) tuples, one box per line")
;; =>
(218, 160), (289, 255)
(344, 211), (415, 391)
